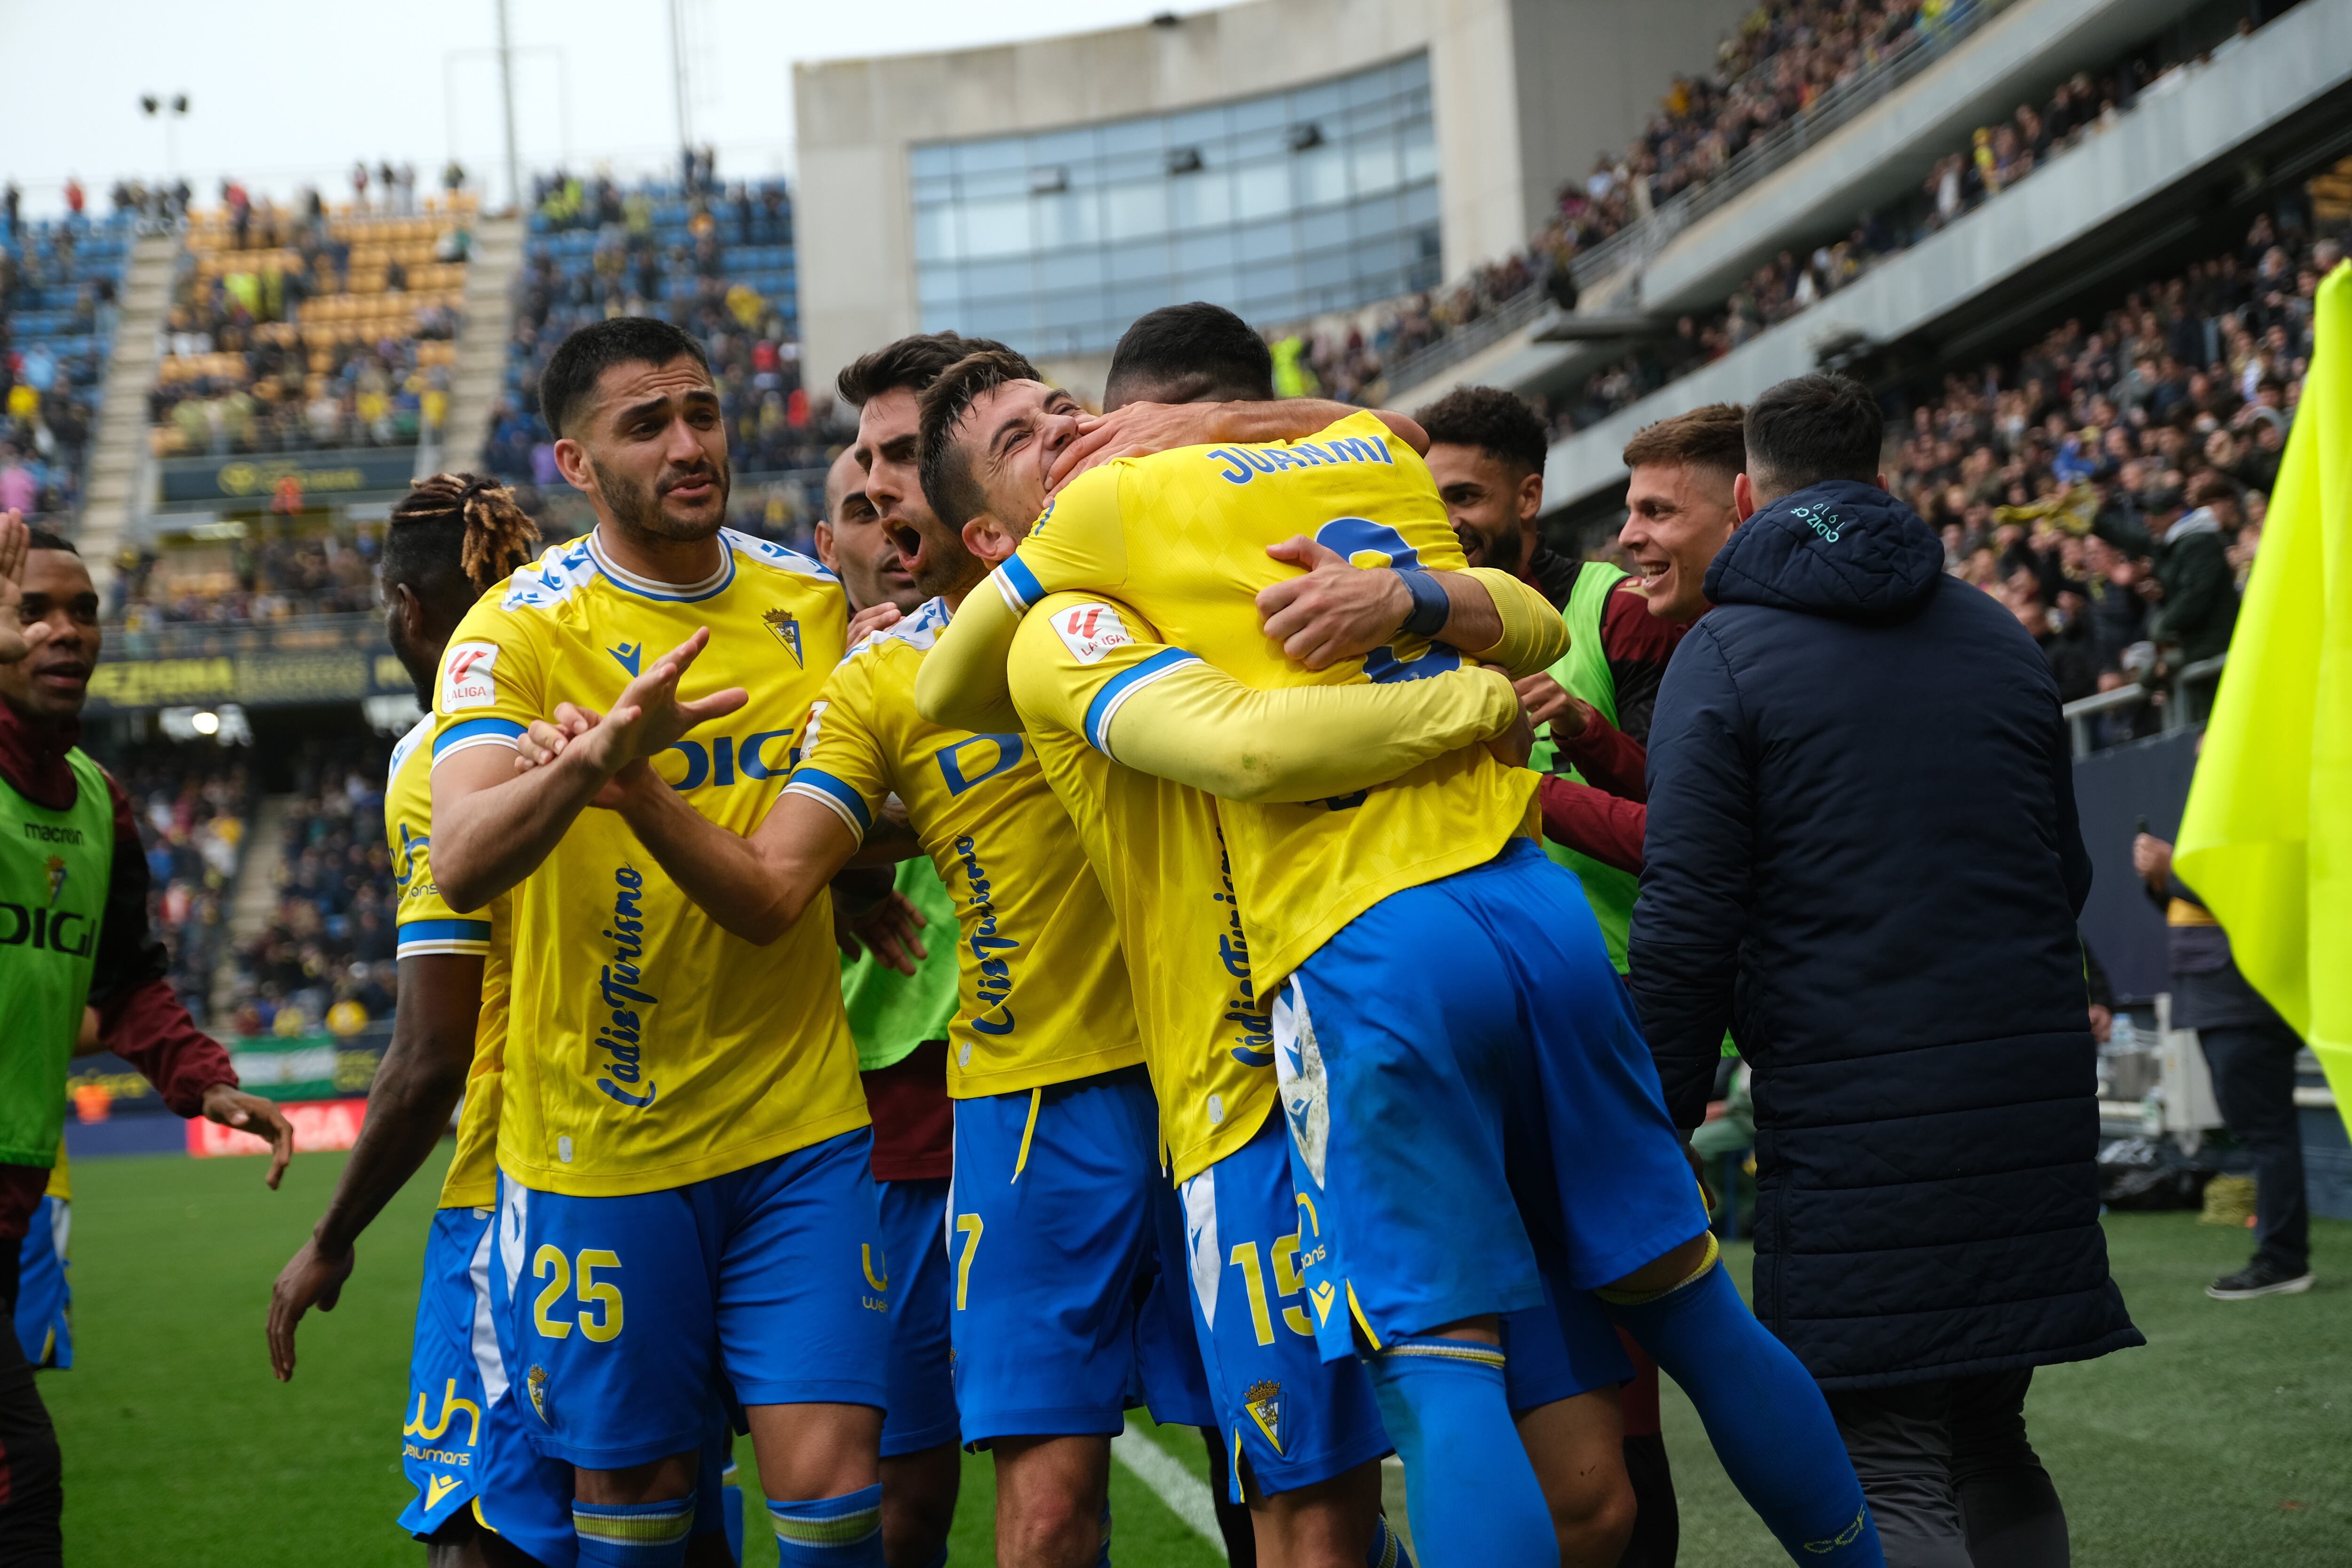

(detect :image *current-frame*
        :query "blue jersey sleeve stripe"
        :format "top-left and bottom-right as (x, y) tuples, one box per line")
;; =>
(397, 918), (493, 954)
(996, 556), (1046, 613)
(1083, 648), (1201, 755)
(431, 717), (525, 760)
(784, 769), (874, 835)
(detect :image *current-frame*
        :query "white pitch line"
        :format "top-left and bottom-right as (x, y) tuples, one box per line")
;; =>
(1113, 1417), (1229, 1559)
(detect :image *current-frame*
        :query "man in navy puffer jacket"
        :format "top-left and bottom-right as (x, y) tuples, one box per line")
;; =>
(1628, 374), (2140, 1568)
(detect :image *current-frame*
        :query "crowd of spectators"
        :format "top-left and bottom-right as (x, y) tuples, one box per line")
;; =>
(111, 527), (382, 626)
(1272, 0), (1943, 400)
(222, 741), (399, 1041)
(1, 213), (122, 524)
(1547, 23), (2268, 436)
(483, 164), (829, 483)
(89, 741), (254, 1027)
(147, 183), (470, 458)
(1892, 213), (2328, 737)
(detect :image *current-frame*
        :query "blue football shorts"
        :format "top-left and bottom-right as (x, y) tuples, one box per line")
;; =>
(15, 1195), (69, 1370)
(493, 1128), (889, 1469)
(399, 1207), (498, 1540)
(1179, 1107), (1392, 1499)
(876, 1175), (958, 1457)
(1274, 837), (1705, 1363)
(948, 1065), (1215, 1445)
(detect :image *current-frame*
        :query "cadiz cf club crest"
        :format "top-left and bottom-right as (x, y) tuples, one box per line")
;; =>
(1243, 1380), (1286, 1455)
(527, 1365), (550, 1425)
(763, 607), (803, 667)
(45, 856), (66, 907)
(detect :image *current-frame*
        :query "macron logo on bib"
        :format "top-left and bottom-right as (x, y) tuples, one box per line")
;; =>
(1051, 604), (1134, 665)
(442, 642), (500, 711)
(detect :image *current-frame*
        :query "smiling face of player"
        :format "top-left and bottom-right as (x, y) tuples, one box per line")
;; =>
(817, 446), (922, 615)
(1619, 460), (1740, 624)
(556, 353), (732, 549)
(955, 379), (1085, 544)
(855, 384), (984, 604)
(0, 548), (101, 727)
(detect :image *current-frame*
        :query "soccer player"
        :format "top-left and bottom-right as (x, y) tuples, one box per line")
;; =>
(1080, 304), (1650, 1568)
(813, 446), (962, 1568)
(909, 361), (1885, 1568)
(0, 511), (295, 1562)
(267, 473), (579, 1567)
(424, 318), (889, 1568)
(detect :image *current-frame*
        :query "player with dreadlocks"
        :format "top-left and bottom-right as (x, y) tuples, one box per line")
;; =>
(265, 473), (574, 1567)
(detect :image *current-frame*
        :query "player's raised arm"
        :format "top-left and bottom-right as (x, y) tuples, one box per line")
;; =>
(430, 629), (743, 911)
(1011, 595), (1531, 804)
(1255, 541), (1570, 676)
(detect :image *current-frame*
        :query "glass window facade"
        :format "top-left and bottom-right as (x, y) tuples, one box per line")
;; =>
(911, 53), (1439, 359)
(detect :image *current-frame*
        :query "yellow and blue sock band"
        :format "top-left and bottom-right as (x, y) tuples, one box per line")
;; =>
(768, 1482), (883, 1556)
(572, 1495), (696, 1560)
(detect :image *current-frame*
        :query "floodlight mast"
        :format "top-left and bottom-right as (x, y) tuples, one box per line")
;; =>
(497, 0), (522, 216)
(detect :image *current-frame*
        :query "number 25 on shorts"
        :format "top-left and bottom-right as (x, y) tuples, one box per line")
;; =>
(533, 1245), (624, 1343)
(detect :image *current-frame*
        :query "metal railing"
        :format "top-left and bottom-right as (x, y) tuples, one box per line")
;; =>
(1380, 281), (1561, 398)
(2062, 654), (2226, 757)
(1569, 0), (2001, 291)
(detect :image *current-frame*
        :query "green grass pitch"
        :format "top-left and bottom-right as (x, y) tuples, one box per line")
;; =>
(42, 1143), (2352, 1564)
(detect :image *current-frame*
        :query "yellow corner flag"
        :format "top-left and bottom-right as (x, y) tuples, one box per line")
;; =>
(2176, 262), (2352, 1128)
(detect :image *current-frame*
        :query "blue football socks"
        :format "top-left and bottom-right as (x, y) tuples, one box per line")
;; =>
(1367, 1511), (1413, 1568)
(573, 1496), (697, 1566)
(768, 1483), (885, 1565)
(1602, 1239), (1883, 1565)
(1365, 1334), (1556, 1568)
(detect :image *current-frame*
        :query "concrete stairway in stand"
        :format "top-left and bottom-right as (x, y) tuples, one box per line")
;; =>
(210, 795), (295, 1020)
(436, 212), (525, 475)
(77, 229), (176, 598)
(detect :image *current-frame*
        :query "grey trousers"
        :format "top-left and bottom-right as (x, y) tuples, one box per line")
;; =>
(1824, 1369), (2068, 1568)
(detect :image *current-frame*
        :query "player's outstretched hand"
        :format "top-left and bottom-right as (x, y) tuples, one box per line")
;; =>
(834, 889), (930, 977)
(0, 510), (58, 667)
(267, 1236), (356, 1382)
(204, 1083), (295, 1189)
(577, 628), (747, 779)
(1257, 535), (1415, 669)
(1513, 672), (1594, 738)
(846, 601), (903, 645)
(1046, 402), (1224, 497)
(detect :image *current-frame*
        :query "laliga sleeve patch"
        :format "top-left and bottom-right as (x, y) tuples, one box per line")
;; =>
(441, 642), (501, 712)
(1050, 603), (1135, 666)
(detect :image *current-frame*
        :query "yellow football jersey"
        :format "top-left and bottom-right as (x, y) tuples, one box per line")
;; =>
(429, 528), (868, 1197)
(956, 411), (1541, 989)
(386, 712), (511, 1210)
(1004, 596), (1274, 1181)
(784, 597), (1142, 1098)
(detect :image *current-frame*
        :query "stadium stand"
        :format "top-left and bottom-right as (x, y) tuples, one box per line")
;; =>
(85, 740), (255, 1027)
(113, 528), (379, 625)
(0, 210), (129, 527)
(483, 171), (823, 487)
(1550, 22), (2268, 438)
(216, 739), (397, 1041)
(1267, 0), (1943, 406)
(147, 187), (475, 459)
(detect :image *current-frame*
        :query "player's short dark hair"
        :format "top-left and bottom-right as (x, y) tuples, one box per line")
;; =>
(916, 347), (1043, 530)
(1104, 303), (1275, 408)
(1413, 385), (1549, 478)
(538, 316), (710, 440)
(837, 332), (1019, 407)
(1620, 403), (1747, 483)
(1744, 373), (1882, 501)
(24, 527), (76, 554)
(383, 472), (541, 616)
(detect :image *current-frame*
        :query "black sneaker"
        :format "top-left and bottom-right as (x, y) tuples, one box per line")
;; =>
(2207, 1257), (2315, 1300)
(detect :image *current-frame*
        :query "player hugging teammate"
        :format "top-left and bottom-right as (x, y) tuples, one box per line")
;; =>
(271, 311), (1892, 1568)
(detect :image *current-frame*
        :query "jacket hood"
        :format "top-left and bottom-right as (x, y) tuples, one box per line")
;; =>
(1703, 478), (1945, 622)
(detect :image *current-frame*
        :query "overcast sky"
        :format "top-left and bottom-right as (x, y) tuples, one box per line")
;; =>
(2, 0), (1200, 215)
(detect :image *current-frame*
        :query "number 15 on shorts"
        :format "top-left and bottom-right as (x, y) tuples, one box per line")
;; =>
(533, 1246), (624, 1342)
